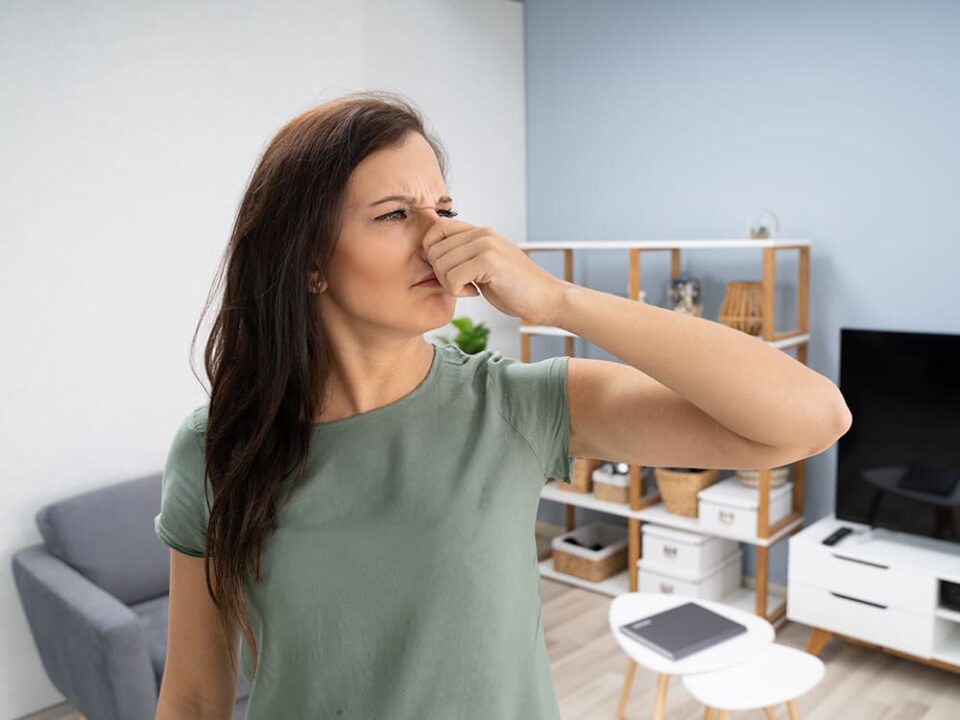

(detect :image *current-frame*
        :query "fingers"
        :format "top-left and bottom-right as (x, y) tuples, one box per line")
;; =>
(421, 216), (476, 254)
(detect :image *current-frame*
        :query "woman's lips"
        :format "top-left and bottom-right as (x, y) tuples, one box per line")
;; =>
(413, 278), (442, 288)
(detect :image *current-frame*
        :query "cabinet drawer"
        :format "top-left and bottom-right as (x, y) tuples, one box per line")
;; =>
(787, 582), (934, 659)
(789, 540), (937, 614)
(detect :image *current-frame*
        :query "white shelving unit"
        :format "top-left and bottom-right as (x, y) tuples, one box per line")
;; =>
(520, 238), (812, 625)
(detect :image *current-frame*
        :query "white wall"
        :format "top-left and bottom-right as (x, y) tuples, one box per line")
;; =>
(0, 1), (526, 716)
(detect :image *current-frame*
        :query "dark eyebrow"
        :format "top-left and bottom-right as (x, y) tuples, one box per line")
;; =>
(368, 194), (453, 208)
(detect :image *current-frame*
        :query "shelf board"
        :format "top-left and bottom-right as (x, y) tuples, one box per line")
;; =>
(936, 605), (960, 623)
(538, 556), (787, 620)
(518, 239), (810, 251)
(540, 480), (803, 547)
(933, 622), (960, 666)
(520, 325), (810, 351)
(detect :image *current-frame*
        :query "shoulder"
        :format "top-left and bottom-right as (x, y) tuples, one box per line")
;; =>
(438, 343), (567, 413)
(186, 402), (209, 435)
(167, 403), (209, 469)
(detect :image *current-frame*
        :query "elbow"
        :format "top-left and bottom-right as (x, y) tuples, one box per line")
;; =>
(803, 401), (853, 459)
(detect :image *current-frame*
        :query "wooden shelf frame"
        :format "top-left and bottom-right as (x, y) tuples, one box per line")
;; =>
(520, 238), (812, 625)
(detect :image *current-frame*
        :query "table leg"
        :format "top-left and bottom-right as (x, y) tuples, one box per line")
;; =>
(616, 658), (637, 719)
(718, 711), (731, 720)
(652, 673), (670, 720)
(787, 699), (801, 720)
(703, 708), (716, 720)
(763, 708), (777, 719)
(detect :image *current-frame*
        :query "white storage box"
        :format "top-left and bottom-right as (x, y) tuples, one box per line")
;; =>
(592, 465), (631, 503)
(641, 524), (739, 581)
(698, 477), (793, 537)
(638, 548), (743, 600)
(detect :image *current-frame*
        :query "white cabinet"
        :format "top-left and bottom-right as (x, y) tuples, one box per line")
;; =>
(788, 513), (960, 669)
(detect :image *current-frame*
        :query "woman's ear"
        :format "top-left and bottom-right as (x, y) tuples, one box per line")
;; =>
(308, 265), (328, 294)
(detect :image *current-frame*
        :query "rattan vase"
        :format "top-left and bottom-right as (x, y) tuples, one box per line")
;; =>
(718, 281), (764, 336)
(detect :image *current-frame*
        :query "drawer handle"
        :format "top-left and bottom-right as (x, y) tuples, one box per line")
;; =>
(832, 553), (889, 570)
(719, 510), (735, 524)
(660, 582), (674, 593)
(662, 545), (678, 558)
(829, 591), (888, 610)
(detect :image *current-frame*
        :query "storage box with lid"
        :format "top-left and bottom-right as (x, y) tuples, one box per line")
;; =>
(697, 476), (793, 536)
(551, 521), (628, 582)
(638, 547), (743, 600)
(591, 463), (631, 503)
(641, 524), (739, 579)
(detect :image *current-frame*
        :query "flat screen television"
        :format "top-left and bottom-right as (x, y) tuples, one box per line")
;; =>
(835, 328), (960, 544)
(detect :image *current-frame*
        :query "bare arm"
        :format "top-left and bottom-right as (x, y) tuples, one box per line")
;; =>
(552, 282), (851, 457)
(156, 550), (239, 720)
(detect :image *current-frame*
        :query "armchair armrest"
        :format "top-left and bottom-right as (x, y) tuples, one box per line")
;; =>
(12, 544), (159, 720)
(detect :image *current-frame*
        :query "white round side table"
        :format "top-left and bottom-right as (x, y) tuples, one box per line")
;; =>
(681, 642), (825, 719)
(609, 593), (775, 720)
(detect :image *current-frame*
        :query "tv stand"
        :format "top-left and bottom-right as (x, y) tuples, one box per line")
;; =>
(787, 513), (960, 674)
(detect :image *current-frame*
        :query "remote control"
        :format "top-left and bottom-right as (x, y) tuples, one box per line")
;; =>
(822, 527), (854, 546)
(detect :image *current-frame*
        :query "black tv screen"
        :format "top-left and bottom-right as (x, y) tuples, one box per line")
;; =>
(836, 328), (960, 544)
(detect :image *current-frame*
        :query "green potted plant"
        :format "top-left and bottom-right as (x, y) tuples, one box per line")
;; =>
(436, 316), (490, 354)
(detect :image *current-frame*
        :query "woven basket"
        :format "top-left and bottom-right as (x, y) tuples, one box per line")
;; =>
(561, 457), (602, 494)
(654, 468), (720, 517)
(594, 479), (629, 504)
(551, 522), (628, 582)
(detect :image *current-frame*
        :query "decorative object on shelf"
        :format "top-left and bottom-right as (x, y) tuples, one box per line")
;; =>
(551, 522), (628, 582)
(592, 461), (632, 504)
(667, 271), (703, 317)
(736, 466), (791, 488)
(436, 316), (489, 354)
(654, 467), (721, 517)
(747, 208), (781, 239)
(718, 281), (764, 336)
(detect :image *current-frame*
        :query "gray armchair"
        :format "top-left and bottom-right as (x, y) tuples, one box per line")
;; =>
(11, 473), (250, 720)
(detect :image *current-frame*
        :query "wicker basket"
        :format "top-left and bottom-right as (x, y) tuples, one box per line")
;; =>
(654, 468), (720, 517)
(551, 522), (628, 582)
(561, 457), (602, 494)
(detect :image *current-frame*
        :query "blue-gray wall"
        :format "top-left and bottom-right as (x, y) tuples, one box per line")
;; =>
(527, 0), (960, 586)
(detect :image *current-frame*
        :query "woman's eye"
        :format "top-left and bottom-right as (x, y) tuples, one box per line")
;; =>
(376, 208), (459, 222)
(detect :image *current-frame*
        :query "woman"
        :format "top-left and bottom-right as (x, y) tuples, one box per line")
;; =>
(155, 91), (852, 719)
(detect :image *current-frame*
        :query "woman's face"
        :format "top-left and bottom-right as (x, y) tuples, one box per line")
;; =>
(316, 131), (459, 336)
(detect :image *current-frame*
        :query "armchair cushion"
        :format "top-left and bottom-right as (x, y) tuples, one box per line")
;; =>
(35, 473), (169, 606)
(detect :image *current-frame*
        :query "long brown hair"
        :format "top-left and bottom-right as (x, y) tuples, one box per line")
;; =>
(187, 91), (449, 679)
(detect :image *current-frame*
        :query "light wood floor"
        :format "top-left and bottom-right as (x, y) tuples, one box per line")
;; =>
(540, 578), (960, 719)
(20, 576), (960, 720)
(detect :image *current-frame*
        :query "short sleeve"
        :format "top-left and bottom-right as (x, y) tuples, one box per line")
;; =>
(486, 352), (576, 485)
(154, 409), (212, 557)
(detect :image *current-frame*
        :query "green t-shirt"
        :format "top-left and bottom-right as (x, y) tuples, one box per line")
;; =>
(154, 341), (576, 719)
